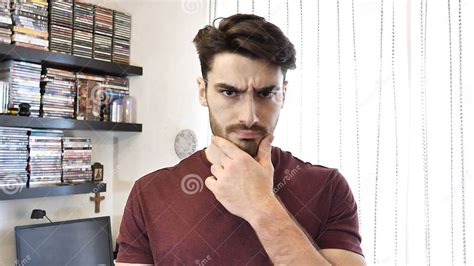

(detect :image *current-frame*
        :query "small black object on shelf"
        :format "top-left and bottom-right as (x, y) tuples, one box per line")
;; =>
(18, 103), (31, 116)
(31, 209), (53, 223)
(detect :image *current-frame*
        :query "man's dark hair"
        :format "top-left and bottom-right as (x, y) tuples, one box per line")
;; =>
(193, 14), (296, 83)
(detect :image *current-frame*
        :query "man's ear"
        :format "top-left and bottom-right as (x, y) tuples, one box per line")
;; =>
(281, 80), (288, 109)
(197, 77), (208, 107)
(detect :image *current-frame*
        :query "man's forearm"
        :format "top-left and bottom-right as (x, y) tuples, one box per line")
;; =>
(247, 197), (331, 266)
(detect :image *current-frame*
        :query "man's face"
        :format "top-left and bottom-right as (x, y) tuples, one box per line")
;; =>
(198, 52), (287, 157)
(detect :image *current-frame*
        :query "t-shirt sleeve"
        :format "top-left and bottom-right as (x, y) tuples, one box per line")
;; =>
(315, 169), (363, 257)
(116, 182), (154, 264)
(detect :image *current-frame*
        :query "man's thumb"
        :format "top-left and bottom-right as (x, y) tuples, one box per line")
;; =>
(256, 134), (274, 164)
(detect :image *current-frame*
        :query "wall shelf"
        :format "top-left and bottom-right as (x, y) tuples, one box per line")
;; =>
(0, 115), (142, 132)
(0, 182), (106, 201)
(0, 43), (142, 76)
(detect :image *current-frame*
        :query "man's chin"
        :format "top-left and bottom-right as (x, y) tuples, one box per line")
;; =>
(232, 138), (260, 158)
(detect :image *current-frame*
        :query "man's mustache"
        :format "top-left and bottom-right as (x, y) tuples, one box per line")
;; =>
(226, 124), (268, 134)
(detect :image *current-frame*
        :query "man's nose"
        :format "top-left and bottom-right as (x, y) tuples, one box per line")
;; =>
(238, 95), (259, 128)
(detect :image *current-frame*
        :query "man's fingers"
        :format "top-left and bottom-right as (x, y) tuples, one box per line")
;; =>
(256, 134), (274, 165)
(205, 176), (217, 192)
(210, 164), (224, 177)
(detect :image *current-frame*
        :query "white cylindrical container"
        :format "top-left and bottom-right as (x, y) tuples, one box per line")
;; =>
(122, 95), (137, 123)
(110, 98), (123, 123)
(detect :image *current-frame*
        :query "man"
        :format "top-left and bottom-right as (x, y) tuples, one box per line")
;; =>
(116, 14), (365, 265)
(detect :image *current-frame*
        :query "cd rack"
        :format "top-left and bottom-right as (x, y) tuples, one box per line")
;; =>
(0, 42), (142, 76)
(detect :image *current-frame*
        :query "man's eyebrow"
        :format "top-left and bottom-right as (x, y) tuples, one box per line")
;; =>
(214, 83), (242, 91)
(256, 85), (281, 92)
(214, 83), (281, 92)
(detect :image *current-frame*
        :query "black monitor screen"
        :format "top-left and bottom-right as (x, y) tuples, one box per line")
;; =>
(15, 216), (114, 266)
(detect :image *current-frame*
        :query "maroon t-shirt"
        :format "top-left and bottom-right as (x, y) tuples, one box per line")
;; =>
(116, 147), (363, 265)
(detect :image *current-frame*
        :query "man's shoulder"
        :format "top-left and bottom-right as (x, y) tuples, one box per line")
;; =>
(134, 149), (208, 190)
(272, 146), (338, 180)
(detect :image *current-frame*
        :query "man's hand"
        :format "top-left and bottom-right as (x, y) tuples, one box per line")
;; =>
(204, 134), (275, 221)
(203, 134), (365, 265)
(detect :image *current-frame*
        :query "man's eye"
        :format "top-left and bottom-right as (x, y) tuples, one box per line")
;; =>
(222, 90), (236, 97)
(259, 91), (274, 98)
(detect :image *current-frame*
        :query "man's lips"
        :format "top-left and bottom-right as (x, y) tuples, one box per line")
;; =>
(233, 130), (262, 139)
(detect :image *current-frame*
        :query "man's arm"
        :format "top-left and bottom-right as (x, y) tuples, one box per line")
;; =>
(319, 249), (366, 266)
(205, 135), (365, 265)
(248, 196), (365, 265)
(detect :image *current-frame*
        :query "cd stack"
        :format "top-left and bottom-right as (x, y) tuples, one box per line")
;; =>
(11, 0), (49, 51)
(73, 2), (93, 58)
(103, 76), (128, 121)
(0, 81), (9, 113)
(112, 11), (131, 64)
(93, 6), (112, 61)
(0, 60), (42, 116)
(49, 0), (73, 54)
(28, 129), (63, 186)
(104, 75), (128, 99)
(41, 67), (76, 119)
(62, 137), (92, 183)
(0, 127), (29, 188)
(0, 0), (12, 44)
(76, 73), (105, 120)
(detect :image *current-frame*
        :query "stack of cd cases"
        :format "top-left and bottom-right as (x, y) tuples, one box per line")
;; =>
(0, 0), (12, 44)
(112, 11), (131, 64)
(0, 80), (9, 114)
(103, 75), (129, 121)
(28, 129), (63, 186)
(73, 2), (93, 58)
(75, 73), (105, 121)
(41, 67), (76, 119)
(11, 0), (49, 51)
(0, 127), (29, 188)
(49, 0), (73, 54)
(62, 137), (92, 183)
(0, 60), (42, 116)
(93, 6), (112, 61)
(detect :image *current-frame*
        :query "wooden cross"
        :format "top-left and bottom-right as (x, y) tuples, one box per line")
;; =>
(90, 192), (105, 213)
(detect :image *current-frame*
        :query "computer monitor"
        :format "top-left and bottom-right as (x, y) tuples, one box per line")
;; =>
(15, 216), (114, 266)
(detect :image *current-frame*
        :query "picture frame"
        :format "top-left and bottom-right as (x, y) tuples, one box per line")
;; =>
(92, 162), (104, 181)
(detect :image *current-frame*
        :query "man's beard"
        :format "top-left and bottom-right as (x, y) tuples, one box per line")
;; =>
(207, 109), (277, 158)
